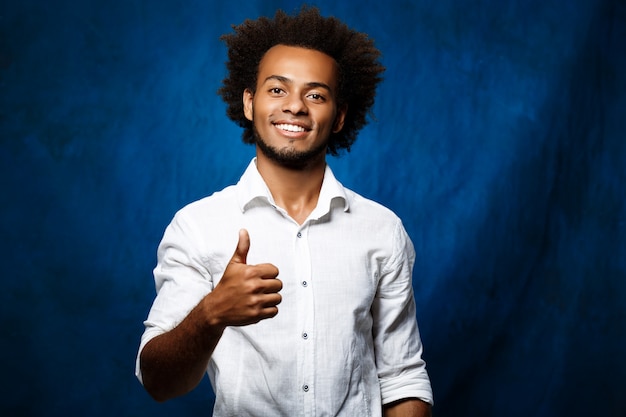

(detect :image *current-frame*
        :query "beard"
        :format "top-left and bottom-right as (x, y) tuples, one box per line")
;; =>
(253, 125), (328, 170)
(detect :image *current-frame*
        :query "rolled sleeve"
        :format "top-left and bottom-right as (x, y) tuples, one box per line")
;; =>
(135, 211), (214, 384)
(372, 220), (433, 406)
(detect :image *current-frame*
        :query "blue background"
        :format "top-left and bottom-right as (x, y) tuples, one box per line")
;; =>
(2, 0), (625, 416)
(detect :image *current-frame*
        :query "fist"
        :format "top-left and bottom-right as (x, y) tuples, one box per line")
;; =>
(204, 229), (282, 328)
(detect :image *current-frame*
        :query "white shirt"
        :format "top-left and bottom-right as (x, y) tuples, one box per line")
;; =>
(136, 159), (433, 416)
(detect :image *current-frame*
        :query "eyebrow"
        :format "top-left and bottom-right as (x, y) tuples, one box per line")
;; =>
(263, 75), (333, 92)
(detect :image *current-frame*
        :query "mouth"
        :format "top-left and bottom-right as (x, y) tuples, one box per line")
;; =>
(274, 123), (309, 133)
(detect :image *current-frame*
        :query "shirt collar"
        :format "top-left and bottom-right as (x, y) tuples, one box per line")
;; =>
(236, 158), (349, 217)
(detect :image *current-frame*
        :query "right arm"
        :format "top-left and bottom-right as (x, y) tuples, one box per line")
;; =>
(139, 297), (225, 402)
(139, 229), (282, 402)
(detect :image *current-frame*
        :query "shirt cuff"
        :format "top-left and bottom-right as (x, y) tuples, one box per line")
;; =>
(380, 374), (434, 406)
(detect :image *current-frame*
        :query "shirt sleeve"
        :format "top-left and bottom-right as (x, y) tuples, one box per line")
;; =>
(372, 219), (434, 406)
(135, 210), (214, 384)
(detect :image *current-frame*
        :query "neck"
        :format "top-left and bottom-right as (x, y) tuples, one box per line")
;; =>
(255, 151), (326, 225)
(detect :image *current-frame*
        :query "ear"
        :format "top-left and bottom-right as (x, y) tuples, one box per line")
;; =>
(243, 89), (254, 121)
(332, 104), (348, 133)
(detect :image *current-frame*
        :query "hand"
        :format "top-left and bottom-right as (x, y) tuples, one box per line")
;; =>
(203, 229), (282, 328)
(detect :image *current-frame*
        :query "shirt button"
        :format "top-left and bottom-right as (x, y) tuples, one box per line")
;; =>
(301, 280), (308, 287)
(297, 232), (302, 238)
(302, 332), (308, 339)
(302, 384), (309, 392)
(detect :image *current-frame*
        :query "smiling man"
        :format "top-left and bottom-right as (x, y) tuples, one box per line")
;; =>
(136, 6), (433, 417)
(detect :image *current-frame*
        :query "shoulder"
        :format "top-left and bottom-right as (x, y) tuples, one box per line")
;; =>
(343, 186), (413, 251)
(175, 184), (239, 220)
(158, 184), (243, 258)
(344, 187), (402, 226)
(161, 184), (243, 244)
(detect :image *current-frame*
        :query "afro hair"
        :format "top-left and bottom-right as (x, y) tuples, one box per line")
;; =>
(218, 5), (385, 156)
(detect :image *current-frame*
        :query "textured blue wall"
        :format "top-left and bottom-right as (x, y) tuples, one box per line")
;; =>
(1, 1), (624, 416)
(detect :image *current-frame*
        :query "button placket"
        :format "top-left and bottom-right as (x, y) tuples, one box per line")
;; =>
(294, 223), (313, 410)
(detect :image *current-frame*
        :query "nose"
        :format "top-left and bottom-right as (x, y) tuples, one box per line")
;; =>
(282, 94), (308, 115)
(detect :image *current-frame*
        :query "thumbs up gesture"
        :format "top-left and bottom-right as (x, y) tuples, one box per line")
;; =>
(203, 229), (282, 328)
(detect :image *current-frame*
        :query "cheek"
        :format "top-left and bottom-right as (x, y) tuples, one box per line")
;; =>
(320, 109), (339, 130)
(251, 98), (278, 119)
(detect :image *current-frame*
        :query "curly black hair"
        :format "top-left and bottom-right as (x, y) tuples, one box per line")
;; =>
(218, 5), (385, 156)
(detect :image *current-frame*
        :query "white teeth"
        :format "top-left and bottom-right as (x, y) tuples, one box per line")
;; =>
(276, 123), (305, 132)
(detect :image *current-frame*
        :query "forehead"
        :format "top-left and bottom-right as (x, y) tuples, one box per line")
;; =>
(257, 44), (339, 89)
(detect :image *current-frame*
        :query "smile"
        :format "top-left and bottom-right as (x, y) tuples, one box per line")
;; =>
(275, 123), (306, 133)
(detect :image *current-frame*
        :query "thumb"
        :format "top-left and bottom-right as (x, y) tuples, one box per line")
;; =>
(231, 228), (250, 264)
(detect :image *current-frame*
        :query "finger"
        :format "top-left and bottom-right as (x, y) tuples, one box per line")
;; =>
(231, 228), (250, 265)
(255, 263), (280, 279)
(259, 305), (280, 319)
(264, 293), (282, 306)
(262, 306), (278, 319)
(258, 278), (283, 294)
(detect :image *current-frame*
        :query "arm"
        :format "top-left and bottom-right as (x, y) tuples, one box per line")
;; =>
(140, 299), (225, 402)
(384, 398), (432, 417)
(374, 221), (434, 407)
(140, 229), (282, 402)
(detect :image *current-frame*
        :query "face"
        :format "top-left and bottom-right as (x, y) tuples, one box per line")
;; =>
(243, 44), (346, 169)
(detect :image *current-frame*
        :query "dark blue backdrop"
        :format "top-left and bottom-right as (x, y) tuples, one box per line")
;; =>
(2, 1), (624, 416)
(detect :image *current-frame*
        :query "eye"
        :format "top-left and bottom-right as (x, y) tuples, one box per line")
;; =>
(268, 87), (285, 95)
(307, 92), (326, 102)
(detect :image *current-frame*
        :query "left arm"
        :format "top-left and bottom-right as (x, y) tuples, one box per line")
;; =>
(374, 220), (433, 411)
(384, 398), (432, 417)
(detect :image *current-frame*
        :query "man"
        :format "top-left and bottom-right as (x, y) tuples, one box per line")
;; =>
(136, 6), (433, 416)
